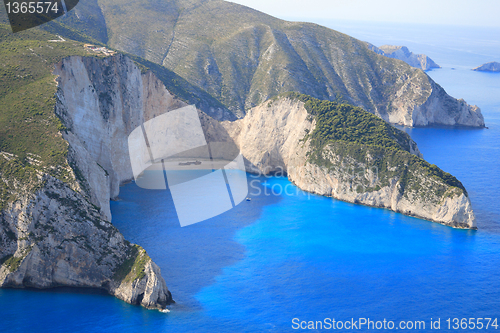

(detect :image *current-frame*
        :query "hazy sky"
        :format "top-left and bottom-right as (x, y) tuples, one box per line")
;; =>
(229, 0), (500, 27)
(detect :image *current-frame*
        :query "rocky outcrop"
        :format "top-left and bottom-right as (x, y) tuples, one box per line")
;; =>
(0, 54), (180, 310)
(0, 52), (478, 312)
(473, 61), (500, 72)
(0, 171), (172, 309)
(377, 45), (440, 71)
(222, 96), (476, 229)
(395, 78), (485, 127)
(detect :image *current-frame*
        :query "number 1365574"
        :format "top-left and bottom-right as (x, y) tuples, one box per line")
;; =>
(5, 2), (59, 14)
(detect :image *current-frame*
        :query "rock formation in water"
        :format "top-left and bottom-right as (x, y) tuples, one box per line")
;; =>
(369, 44), (441, 71)
(473, 62), (500, 72)
(222, 94), (476, 229)
(0, 52), (478, 311)
(0, 54), (179, 310)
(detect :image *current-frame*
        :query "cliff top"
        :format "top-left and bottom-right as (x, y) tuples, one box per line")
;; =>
(279, 93), (467, 195)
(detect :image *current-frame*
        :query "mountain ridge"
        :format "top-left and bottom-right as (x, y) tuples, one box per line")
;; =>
(49, 0), (485, 127)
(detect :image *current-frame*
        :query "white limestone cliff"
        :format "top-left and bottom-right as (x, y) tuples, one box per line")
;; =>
(222, 97), (476, 229)
(0, 174), (172, 309)
(0, 53), (479, 311)
(0, 54), (182, 310)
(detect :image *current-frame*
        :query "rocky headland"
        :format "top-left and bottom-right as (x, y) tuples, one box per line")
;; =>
(370, 44), (441, 71)
(0, 54), (180, 310)
(0, 47), (480, 309)
(473, 62), (500, 72)
(222, 94), (476, 229)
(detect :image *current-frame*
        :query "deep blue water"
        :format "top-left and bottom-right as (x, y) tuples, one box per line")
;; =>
(1, 23), (500, 332)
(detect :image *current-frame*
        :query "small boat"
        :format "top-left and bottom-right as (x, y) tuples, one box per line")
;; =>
(159, 308), (170, 313)
(246, 197), (252, 201)
(178, 160), (202, 166)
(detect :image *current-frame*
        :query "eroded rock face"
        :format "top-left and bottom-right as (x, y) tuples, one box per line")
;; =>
(383, 70), (484, 127)
(378, 45), (441, 71)
(0, 54), (178, 310)
(0, 175), (172, 309)
(222, 97), (476, 229)
(53, 55), (187, 203)
(473, 61), (500, 72)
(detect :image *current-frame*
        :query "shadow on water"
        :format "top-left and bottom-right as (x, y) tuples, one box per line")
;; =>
(110, 174), (282, 311)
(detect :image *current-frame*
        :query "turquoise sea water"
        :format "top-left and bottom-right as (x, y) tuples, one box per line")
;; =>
(1, 23), (500, 332)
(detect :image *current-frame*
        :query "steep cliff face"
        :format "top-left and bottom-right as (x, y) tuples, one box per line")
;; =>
(383, 69), (484, 127)
(57, 0), (485, 127)
(0, 165), (172, 309)
(52, 54), (189, 305)
(410, 80), (484, 127)
(53, 55), (187, 208)
(223, 96), (476, 229)
(376, 45), (441, 71)
(0, 54), (179, 310)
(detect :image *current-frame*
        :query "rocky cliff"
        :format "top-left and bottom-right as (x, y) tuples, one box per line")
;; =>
(57, 0), (485, 128)
(0, 156), (172, 309)
(223, 95), (476, 229)
(0, 52), (478, 313)
(473, 61), (500, 72)
(375, 45), (441, 71)
(0, 54), (180, 310)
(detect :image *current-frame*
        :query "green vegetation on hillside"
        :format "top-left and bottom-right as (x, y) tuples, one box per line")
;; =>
(58, 0), (428, 116)
(0, 24), (93, 166)
(284, 92), (412, 152)
(323, 142), (466, 198)
(283, 93), (466, 195)
(0, 24), (109, 211)
(112, 244), (149, 283)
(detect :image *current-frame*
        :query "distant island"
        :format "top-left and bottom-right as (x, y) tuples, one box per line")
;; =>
(473, 62), (500, 72)
(366, 44), (440, 71)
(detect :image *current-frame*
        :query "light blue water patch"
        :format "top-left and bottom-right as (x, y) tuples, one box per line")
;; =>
(195, 177), (500, 332)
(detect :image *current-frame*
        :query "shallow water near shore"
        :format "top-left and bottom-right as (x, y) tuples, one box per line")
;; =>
(1, 22), (500, 333)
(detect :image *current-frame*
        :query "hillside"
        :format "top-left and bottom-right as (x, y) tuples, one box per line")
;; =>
(54, 0), (484, 126)
(0, 24), (176, 310)
(0, 5), (234, 120)
(223, 93), (476, 229)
